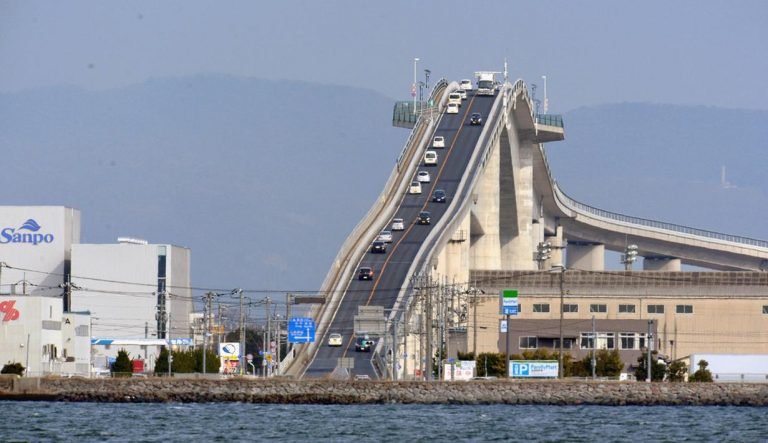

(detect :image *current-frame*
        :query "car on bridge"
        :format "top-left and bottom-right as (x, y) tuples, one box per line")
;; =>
(446, 102), (459, 114)
(470, 112), (483, 125)
(355, 337), (375, 352)
(391, 218), (405, 231)
(417, 171), (431, 183)
(432, 136), (445, 148)
(409, 181), (422, 195)
(357, 267), (374, 280)
(328, 333), (343, 347)
(457, 89), (467, 100)
(417, 211), (431, 225)
(432, 189), (446, 203)
(460, 79), (473, 91)
(448, 92), (462, 107)
(424, 150), (437, 166)
(377, 230), (393, 243)
(371, 240), (387, 253)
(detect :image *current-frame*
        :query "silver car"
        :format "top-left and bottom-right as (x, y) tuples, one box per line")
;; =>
(377, 230), (393, 243)
(417, 171), (431, 183)
(392, 218), (405, 231)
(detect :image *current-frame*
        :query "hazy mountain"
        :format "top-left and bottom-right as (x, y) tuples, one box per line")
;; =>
(2, 78), (765, 294)
(547, 103), (768, 241)
(0, 75), (404, 292)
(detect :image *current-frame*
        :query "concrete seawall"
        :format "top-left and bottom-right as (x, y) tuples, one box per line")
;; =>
(2, 378), (767, 406)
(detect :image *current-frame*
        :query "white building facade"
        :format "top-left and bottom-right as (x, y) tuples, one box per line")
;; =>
(0, 295), (66, 376)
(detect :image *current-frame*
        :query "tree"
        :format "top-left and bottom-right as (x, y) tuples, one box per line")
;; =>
(475, 353), (507, 377)
(195, 348), (221, 374)
(155, 347), (170, 375)
(635, 352), (666, 381)
(111, 349), (133, 377)
(689, 359), (713, 382)
(666, 360), (688, 382)
(1, 362), (25, 376)
(171, 349), (197, 373)
(578, 349), (623, 378)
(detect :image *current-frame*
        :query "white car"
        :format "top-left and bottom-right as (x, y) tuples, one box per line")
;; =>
(446, 102), (459, 114)
(424, 150), (437, 166)
(457, 89), (467, 100)
(377, 230), (393, 243)
(391, 218), (405, 231)
(460, 79), (473, 91)
(409, 181), (422, 194)
(328, 333), (343, 347)
(417, 171), (431, 183)
(432, 136), (445, 148)
(448, 92), (462, 106)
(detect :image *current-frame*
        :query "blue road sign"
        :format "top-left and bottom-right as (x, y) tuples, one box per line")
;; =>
(288, 317), (316, 343)
(502, 305), (518, 315)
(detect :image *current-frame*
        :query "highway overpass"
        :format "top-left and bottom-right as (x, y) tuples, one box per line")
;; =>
(283, 76), (768, 379)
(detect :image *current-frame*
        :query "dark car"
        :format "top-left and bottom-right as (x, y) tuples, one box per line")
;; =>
(371, 240), (387, 253)
(470, 112), (483, 125)
(432, 189), (447, 203)
(355, 337), (375, 352)
(357, 267), (374, 280)
(417, 211), (431, 225)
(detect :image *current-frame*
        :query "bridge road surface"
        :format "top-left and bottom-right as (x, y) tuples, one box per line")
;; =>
(304, 92), (497, 378)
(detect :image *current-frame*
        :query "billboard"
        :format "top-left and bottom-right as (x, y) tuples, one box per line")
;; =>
(510, 360), (558, 378)
(443, 360), (476, 381)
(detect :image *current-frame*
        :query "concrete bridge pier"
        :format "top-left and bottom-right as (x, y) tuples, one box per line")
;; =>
(643, 256), (682, 271)
(566, 241), (605, 271)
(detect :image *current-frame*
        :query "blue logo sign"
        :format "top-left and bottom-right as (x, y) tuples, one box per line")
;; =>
(502, 305), (518, 315)
(0, 219), (55, 245)
(288, 317), (316, 343)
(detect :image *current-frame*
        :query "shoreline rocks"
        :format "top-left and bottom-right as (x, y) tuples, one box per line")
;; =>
(1, 378), (767, 406)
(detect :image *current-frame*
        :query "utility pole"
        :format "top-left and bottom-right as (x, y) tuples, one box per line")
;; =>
(505, 313), (510, 378)
(202, 292), (214, 375)
(647, 320), (654, 383)
(266, 297), (272, 376)
(167, 312), (172, 377)
(403, 305), (410, 380)
(426, 274), (433, 380)
(392, 315), (399, 381)
(237, 288), (245, 376)
(557, 266), (565, 379)
(591, 316), (597, 379)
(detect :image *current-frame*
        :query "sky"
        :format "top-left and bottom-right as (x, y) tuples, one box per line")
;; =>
(2, 1), (767, 112)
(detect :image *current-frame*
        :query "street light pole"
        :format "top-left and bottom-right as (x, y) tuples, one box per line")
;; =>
(550, 265), (566, 379)
(412, 57), (419, 114)
(542, 75), (548, 114)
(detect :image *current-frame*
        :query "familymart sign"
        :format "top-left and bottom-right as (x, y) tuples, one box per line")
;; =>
(500, 289), (518, 315)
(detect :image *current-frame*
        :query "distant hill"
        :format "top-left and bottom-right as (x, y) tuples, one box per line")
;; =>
(547, 103), (768, 241)
(2, 79), (765, 292)
(0, 75), (404, 292)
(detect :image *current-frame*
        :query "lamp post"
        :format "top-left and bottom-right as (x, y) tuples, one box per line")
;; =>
(550, 264), (566, 378)
(412, 57), (419, 114)
(424, 69), (431, 90)
(541, 75), (548, 114)
(622, 244), (639, 271)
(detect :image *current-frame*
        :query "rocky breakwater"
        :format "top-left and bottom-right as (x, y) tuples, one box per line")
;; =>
(1, 378), (767, 406)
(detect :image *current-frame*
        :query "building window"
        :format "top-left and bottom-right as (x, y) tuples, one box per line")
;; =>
(620, 333), (636, 349)
(764, 305), (768, 314)
(676, 304), (693, 314)
(590, 304), (607, 313)
(647, 304), (665, 314)
(618, 304), (636, 314)
(581, 332), (615, 349)
(553, 338), (573, 349)
(563, 304), (578, 313)
(519, 336), (538, 349)
(533, 303), (550, 313)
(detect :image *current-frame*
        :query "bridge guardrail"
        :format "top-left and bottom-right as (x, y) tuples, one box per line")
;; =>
(553, 184), (768, 249)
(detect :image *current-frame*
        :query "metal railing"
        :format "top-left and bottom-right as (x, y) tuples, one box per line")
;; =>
(535, 114), (564, 128)
(554, 184), (768, 248)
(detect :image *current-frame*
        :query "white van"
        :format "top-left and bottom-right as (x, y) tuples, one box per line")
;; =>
(448, 92), (462, 107)
(460, 79), (473, 91)
(424, 150), (437, 166)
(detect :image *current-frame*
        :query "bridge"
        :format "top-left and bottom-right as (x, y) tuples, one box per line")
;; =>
(282, 77), (768, 379)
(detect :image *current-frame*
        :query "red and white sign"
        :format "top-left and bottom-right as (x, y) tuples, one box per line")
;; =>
(0, 300), (20, 321)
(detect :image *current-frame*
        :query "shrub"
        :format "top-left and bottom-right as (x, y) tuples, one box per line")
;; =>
(1, 362), (25, 376)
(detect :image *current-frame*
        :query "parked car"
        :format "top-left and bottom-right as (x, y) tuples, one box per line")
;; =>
(391, 218), (405, 231)
(328, 333), (343, 347)
(409, 181), (422, 195)
(377, 230), (393, 243)
(470, 112), (483, 125)
(424, 150), (438, 166)
(371, 240), (387, 253)
(446, 102), (459, 114)
(358, 267), (374, 280)
(417, 171), (431, 183)
(432, 136), (445, 148)
(432, 189), (446, 203)
(417, 211), (431, 225)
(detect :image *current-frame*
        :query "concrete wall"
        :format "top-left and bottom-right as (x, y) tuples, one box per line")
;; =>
(0, 296), (63, 376)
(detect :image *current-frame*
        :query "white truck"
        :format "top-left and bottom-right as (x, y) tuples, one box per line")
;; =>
(474, 71), (500, 96)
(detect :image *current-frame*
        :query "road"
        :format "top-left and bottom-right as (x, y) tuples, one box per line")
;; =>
(304, 91), (496, 378)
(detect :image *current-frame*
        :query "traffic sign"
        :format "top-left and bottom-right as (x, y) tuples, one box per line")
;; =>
(287, 317), (316, 343)
(500, 289), (519, 316)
